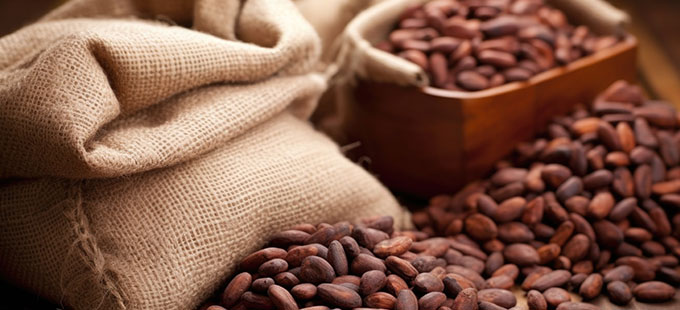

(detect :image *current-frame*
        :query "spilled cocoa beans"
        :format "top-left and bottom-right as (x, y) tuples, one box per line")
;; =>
(410, 80), (679, 307)
(201, 80), (678, 310)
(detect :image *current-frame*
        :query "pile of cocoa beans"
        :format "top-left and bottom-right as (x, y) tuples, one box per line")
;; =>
(410, 80), (680, 307)
(376, 0), (621, 91)
(199, 80), (678, 310)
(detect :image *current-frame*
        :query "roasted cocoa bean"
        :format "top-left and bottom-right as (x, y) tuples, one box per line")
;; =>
(543, 287), (571, 307)
(527, 289), (548, 310)
(477, 288), (516, 308)
(579, 273), (603, 300)
(606, 281), (632, 305)
(633, 281), (675, 302)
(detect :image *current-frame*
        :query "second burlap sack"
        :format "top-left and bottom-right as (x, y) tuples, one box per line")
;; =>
(0, 0), (408, 309)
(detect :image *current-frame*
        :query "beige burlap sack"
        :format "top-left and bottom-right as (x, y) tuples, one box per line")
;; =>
(0, 0), (408, 309)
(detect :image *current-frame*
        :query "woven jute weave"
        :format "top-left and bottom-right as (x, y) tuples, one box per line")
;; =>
(0, 0), (407, 309)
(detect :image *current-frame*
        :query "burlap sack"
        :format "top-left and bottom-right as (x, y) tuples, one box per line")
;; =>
(0, 0), (408, 309)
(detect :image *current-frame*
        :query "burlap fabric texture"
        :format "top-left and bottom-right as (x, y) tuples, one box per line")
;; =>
(0, 0), (407, 309)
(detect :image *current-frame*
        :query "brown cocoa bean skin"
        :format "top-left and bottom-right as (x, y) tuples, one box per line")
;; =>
(561, 234), (590, 262)
(550, 221), (575, 247)
(531, 270), (572, 291)
(569, 213), (596, 241)
(634, 165), (653, 199)
(522, 267), (552, 291)
(458, 70), (489, 91)
(364, 291), (396, 309)
(396, 289), (419, 310)
(593, 220), (624, 249)
(383, 274), (409, 296)
(267, 285), (298, 310)
(603, 265), (634, 283)
(587, 191), (615, 219)
(352, 227), (389, 249)
(259, 258), (288, 276)
(478, 50), (517, 68)
(598, 121), (623, 151)
(543, 287), (571, 307)
(221, 272), (252, 307)
(305, 225), (337, 246)
(241, 291), (274, 310)
(386, 256), (419, 280)
(537, 243), (561, 265)
(556, 177), (583, 202)
(477, 288), (517, 308)
(414, 272), (444, 293)
(498, 222), (534, 243)
(429, 52), (448, 87)
(649, 207), (672, 237)
(465, 214), (498, 241)
(351, 253), (386, 275)
(285, 245), (319, 267)
(274, 272), (299, 287)
(485, 275), (514, 290)
(503, 243), (540, 266)
(291, 283), (317, 300)
(333, 275), (360, 286)
(625, 227), (653, 243)
(374, 236), (413, 258)
(564, 196), (589, 216)
(443, 276), (464, 298)
(269, 230), (311, 248)
(252, 277), (275, 293)
(492, 264), (519, 281)
(606, 281), (632, 305)
(419, 291), (447, 310)
(579, 273), (603, 300)
(527, 289), (548, 310)
(609, 197), (636, 222)
(633, 281), (675, 302)
(240, 248), (287, 271)
(447, 265), (485, 289)
(494, 197), (526, 223)
(317, 284), (362, 309)
(452, 287), (478, 310)
(523, 196), (545, 225)
(300, 256), (335, 284)
(327, 240), (348, 276)
(478, 300), (506, 310)
(542, 164), (572, 188)
(359, 270), (387, 295)
(485, 252), (505, 275)
(583, 169), (613, 190)
(615, 256), (657, 282)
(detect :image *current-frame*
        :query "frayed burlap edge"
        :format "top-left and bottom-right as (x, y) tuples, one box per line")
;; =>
(61, 181), (127, 310)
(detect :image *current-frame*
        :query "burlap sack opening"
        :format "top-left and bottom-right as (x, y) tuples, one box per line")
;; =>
(334, 0), (630, 88)
(0, 0), (408, 309)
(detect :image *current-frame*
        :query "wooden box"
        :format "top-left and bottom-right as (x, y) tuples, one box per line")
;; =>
(342, 36), (638, 198)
